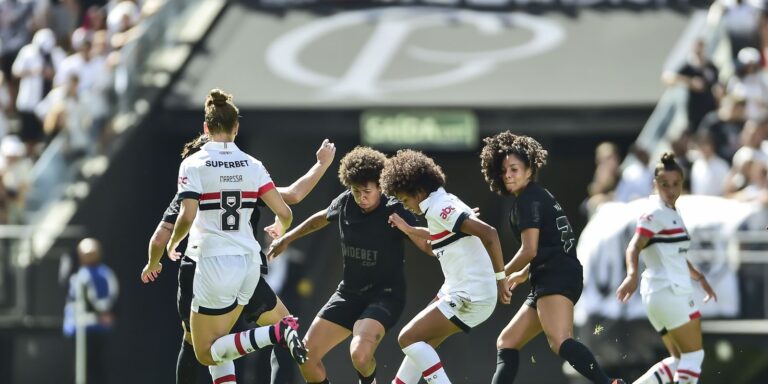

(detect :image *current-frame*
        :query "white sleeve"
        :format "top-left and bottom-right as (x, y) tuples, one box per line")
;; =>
(177, 160), (203, 199)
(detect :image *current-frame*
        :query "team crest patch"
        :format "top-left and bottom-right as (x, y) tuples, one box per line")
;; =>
(227, 196), (237, 207)
(440, 206), (456, 220)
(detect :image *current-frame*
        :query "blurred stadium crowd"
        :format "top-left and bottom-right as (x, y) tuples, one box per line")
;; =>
(0, 0), (160, 224)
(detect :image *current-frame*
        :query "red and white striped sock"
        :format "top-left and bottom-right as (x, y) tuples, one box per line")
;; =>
(209, 361), (236, 384)
(632, 356), (678, 384)
(392, 357), (422, 384)
(402, 342), (451, 384)
(674, 350), (703, 384)
(210, 326), (273, 363)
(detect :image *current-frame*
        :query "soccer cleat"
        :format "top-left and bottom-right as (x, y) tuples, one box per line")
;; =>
(274, 315), (308, 364)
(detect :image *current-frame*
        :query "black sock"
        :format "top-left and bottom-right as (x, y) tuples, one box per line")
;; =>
(357, 368), (376, 384)
(492, 348), (520, 384)
(558, 338), (611, 384)
(176, 340), (200, 384)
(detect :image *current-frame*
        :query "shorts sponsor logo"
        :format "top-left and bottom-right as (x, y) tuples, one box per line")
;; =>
(440, 206), (456, 220)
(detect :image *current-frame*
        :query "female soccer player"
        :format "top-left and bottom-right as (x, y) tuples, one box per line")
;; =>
(479, 131), (624, 384)
(268, 146), (425, 384)
(159, 89), (306, 384)
(141, 134), (336, 384)
(380, 149), (510, 384)
(616, 153), (717, 384)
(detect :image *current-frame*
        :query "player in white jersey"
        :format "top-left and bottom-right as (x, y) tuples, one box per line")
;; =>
(162, 89), (307, 384)
(617, 153), (717, 384)
(381, 149), (511, 384)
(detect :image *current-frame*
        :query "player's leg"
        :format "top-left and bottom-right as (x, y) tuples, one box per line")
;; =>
(352, 292), (405, 384)
(492, 302), (543, 384)
(177, 257), (201, 384)
(396, 301), (463, 384)
(299, 317), (352, 383)
(537, 294), (615, 384)
(392, 331), (451, 384)
(632, 334), (679, 384)
(350, 318), (385, 384)
(254, 297), (295, 384)
(643, 289), (703, 384)
(666, 318), (704, 384)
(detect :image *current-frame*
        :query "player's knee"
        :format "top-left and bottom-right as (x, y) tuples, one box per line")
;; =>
(397, 328), (415, 349)
(194, 348), (216, 366)
(350, 346), (374, 370)
(547, 335), (569, 354)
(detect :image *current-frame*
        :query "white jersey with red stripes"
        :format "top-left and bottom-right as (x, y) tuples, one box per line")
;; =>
(636, 195), (692, 295)
(418, 187), (496, 302)
(176, 141), (274, 262)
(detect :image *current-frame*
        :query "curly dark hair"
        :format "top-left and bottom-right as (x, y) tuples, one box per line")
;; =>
(654, 152), (684, 178)
(480, 131), (548, 195)
(338, 146), (387, 187)
(380, 150), (446, 197)
(180, 133), (209, 159)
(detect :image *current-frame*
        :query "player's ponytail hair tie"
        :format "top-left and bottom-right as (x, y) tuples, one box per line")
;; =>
(654, 152), (684, 178)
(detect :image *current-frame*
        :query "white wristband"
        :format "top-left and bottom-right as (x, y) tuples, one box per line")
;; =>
(495, 271), (506, 281)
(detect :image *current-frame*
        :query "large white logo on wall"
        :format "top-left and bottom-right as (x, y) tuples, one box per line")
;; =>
(266, 7), (565, 99)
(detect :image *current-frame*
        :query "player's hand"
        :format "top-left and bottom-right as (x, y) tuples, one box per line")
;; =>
(387, 213), (411, 233)
(506, 270), (528, 293)
(616, 274), (638, 303)
(699, 277), (718, 303)
(267, 237), (288, 261)
(472, 207), (481, 217)
(167, 241), (182, 261)
(141, 262), (162, 283)
(497, 279), (512, 305)
(316, 139), (336, 167)
(690, 77), (705, 91)
(264, 221), (283, 240)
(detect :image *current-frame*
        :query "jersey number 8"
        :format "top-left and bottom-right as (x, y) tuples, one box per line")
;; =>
(220, 190), (242, 231)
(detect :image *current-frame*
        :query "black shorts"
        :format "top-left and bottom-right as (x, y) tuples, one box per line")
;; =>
(317, 288), (405, 331)
(524, 256), (583, 309)
(177, 256), (278, 330)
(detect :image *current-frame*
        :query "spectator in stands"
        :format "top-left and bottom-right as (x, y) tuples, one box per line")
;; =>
(614, 145), (654, 203)
(582, 142), (621, 217)
(690, 130), (730, 196)
(727, 47), (768, 122)
(0, 71), (10, 139)
(82, 5), (108, 32)
(696, 93), (747, 162)
(63, 237), (119, 384)
(662, 39), (722, 131)
(0, 0), (33, 104)
(47, 0), (81, 46)
(731, 159), (768, 203)
(11, 28), (65, 157)
(36, 73), (92, 158)
(719, 0), (764, 59)
(0, 135), (31, 224)
(732, 119), (768, 171)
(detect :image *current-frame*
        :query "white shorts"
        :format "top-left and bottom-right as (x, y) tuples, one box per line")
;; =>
(435, 291), (496, 332)
(641, 286), (701, 334)
(192, 254), (261, 315)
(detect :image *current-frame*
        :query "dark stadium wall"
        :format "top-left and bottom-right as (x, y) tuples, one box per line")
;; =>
(17, 107), (637, 384)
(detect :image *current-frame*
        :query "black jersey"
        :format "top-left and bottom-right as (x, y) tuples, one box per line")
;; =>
(509, 182), (577, 267)
(326, 190), (417, 294)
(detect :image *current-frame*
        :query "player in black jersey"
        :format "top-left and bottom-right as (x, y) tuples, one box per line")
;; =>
(141, 133), (336, 384)
(480, 132), (625, 384)
(268, 147), (426, 384)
